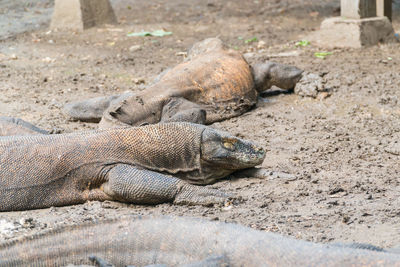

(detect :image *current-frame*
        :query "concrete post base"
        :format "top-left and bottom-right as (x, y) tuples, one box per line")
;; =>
(307, 17), (397, 48)
(50, 0), (117, 31)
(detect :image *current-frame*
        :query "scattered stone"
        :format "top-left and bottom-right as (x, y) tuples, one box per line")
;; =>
(19, 218), (35, 229)
(294, 72), (326, 98)
(329, 187), (345, 195)
(129, 45), (142, 52)
(317, 91), (331, 100)
(175, 51), (188, 57)
(257, 40), (266, 49)
(132, 78), (145, 84)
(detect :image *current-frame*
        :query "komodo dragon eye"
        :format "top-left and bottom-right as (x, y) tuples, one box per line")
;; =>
(223, 141), (235, 151)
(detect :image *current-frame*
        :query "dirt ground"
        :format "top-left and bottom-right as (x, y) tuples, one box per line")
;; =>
(1, 0), (400, 249)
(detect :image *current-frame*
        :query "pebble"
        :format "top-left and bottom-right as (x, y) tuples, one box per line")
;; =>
(129, 45), (141, 52)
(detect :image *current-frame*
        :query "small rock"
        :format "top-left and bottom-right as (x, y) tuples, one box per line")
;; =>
(317, 91), (331, 100)
(257, 40), (266, 49)
(19, 217), (35, 228)
(175, 51), (188, 57)
(132, 77), (145, 84)
(294, 72), (325, 98)
(129, 45), (141, 52)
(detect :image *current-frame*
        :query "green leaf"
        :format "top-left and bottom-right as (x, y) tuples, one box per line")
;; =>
(244, 37), (258, 44)
(295, 40), (310, 47)
(127, 30), (173, 37)
(314, 51), (332, 59)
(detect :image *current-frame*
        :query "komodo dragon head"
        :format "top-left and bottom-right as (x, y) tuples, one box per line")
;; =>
(201, 127), (265, 169)
(189, 126), (266, 184)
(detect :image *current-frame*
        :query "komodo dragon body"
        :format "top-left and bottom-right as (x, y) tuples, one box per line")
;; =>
(0, 122), (265, 211)
(64, 38), (303, 128)
(1, 217), (399, 266)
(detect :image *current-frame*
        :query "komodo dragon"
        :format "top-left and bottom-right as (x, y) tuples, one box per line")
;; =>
(1, 216), (400, 266)
(0, 122), (266, 211)
(64, 38), (303, 128)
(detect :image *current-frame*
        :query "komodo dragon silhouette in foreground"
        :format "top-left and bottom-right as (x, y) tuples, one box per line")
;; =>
(64, 38), (303, 128)
(1, 216), (399, 266)
(0, 122), (267, 211)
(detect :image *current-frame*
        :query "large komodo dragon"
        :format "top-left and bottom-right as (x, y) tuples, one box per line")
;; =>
(0, 122), (266, 211)
(1, 216), (400, 266)
(64, 38), (303, 128)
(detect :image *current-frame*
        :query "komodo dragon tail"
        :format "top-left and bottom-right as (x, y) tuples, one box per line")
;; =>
(0, 216), (399, 266)
(0, 117), (48, 136)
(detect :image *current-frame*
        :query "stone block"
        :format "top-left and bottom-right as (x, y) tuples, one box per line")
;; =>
(341, 0), (376, 19)
(306, 16), (397, 48)
(50, 0), (117, 31)
(377, 0), (392, 21)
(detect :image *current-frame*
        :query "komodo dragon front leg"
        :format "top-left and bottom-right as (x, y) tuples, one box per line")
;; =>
(102, 164), (228, 206)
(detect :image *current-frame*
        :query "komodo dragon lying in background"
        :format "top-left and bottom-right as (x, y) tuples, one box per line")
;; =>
(1, 216), (399, 266)
(0, 122), (267, 211)
(64, 38), (303, 128)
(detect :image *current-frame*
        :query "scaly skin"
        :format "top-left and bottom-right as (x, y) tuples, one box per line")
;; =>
(64, 38), (303, 128)
(0, 216), (399, 266)
(0, 122), (265, 211)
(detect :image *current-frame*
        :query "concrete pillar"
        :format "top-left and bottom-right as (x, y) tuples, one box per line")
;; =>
(341, 0), (376, 19)
(306, 0), (396, 48)
(377, 0), (392, 21)
(51, 0), (117, 31)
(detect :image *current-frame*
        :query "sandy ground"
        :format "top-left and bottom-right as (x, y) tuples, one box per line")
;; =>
(1, 0), (400, 250)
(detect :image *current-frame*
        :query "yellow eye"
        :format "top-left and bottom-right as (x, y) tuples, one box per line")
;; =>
(223, 142), (235, 150)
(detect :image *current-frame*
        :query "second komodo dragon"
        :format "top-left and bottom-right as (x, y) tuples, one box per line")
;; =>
(1, 216), (400, 266)
(64, 38), (303, 128)
(0, 122), (265, 211)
